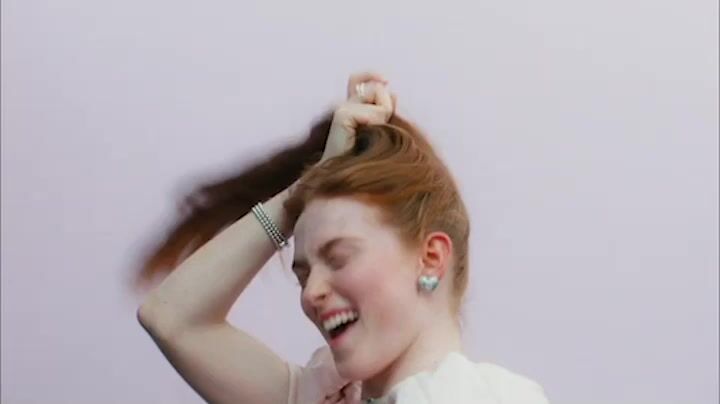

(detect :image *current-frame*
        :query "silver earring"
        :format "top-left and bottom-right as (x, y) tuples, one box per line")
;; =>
(418, 275), (440, 292)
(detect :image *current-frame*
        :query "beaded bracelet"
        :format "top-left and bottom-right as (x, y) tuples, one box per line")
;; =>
(251, 202), (289, 249)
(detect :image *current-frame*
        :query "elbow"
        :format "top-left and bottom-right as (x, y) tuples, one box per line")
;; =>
(136, 302), (181, 341)
(136, 294), (164, 328)
(136, 304), (154, 329)
(136, 303), (161, 336)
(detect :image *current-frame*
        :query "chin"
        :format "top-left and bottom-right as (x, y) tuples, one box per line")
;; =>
(333, 353), (378, 381)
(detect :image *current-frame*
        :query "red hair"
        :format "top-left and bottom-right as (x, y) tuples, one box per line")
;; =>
(133, 113), (470, 311)
(285, 116), (470, 312)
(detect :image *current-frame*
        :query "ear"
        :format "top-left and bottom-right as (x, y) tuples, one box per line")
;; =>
(417, 231), (453, 280)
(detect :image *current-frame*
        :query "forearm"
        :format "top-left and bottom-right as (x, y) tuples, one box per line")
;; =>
(138, 183), (296, 334)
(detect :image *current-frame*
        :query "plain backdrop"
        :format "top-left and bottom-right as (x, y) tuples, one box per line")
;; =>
(2, 1), (718, 403)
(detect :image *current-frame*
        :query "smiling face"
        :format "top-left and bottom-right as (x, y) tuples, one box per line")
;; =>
(293, 196), (425, 380)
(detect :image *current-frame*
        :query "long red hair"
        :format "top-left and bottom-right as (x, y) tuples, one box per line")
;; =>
(133, 112), (470, 311)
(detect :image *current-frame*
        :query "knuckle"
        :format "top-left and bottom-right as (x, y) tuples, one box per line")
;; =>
(334, 103), (352, 115)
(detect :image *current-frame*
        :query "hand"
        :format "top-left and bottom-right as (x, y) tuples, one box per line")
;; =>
(320, 72), (397, 162)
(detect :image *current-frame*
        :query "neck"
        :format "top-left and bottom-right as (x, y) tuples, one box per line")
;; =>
(360, 314), (462, 400)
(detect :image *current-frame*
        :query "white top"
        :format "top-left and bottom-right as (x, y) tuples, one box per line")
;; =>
(288, 346), (550, 404)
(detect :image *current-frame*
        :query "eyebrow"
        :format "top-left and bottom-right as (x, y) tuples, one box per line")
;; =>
(292, 237), (358, 272)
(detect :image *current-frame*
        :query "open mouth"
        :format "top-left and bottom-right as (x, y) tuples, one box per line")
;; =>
(329, 317), (358, 339)
(323, 310), (360, 341)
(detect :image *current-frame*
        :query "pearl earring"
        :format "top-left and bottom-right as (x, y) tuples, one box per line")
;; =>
(418, 275), (440, 292)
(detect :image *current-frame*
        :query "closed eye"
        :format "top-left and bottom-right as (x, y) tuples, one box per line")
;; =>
(327, 254), (348, 270)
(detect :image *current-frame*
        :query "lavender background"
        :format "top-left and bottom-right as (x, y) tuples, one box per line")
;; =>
(2, 1), (718, 403)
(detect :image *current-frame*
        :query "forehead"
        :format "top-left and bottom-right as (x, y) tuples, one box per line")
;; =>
(294, 197), (384, 249)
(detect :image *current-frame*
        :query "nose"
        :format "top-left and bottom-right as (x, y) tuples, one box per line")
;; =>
(301, 269), (331, 316)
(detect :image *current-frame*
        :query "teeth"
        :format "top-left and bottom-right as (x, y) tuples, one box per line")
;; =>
(323, 310), (359, 332)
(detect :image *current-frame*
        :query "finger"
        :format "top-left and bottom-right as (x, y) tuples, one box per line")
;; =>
(349, 81), (388, 104)
(349, 82), (393, 110)
(391, 93), (398, 114)
(339, 103), (392, 127)
(341, 382), (361, 401)
(320, 391), (344, 404)
(372, 83), (393, 112)
(347, 71), (388, 98)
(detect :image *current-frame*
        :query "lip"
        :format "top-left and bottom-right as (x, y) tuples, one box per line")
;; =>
(328, 320), (357, 348)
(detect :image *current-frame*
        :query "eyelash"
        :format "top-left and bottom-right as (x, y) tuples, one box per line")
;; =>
(294, 255), (348, 287)
(328, 254), (349, 270)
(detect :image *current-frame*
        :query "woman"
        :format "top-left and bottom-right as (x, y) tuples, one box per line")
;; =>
(136, 72), (549, 403)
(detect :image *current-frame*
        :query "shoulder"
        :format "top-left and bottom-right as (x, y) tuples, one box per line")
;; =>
(458, 354), (550, 403)
(395, 352), (549, 404)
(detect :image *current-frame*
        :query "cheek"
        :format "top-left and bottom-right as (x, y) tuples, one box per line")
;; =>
(336, 254), (417, 313)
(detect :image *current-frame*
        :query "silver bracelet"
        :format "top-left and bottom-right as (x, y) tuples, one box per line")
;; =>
(251, 202), (289, 249)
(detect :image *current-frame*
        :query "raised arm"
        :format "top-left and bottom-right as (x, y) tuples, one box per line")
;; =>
(136, 72), (394, 404)
(138, 185), (297, 404)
